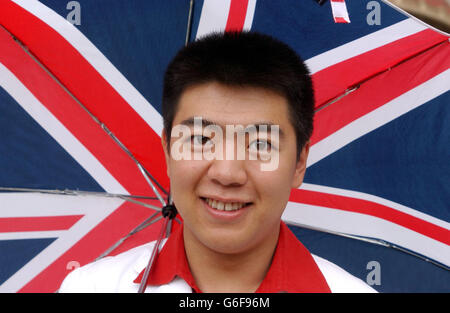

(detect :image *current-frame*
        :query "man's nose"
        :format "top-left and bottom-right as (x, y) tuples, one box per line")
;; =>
(207, 158), (248, 187)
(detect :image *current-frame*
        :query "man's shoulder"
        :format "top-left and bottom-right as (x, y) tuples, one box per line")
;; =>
(59, 241), (156, 293)
(59, 238), (377, 293)
(312, 254), (377, 293)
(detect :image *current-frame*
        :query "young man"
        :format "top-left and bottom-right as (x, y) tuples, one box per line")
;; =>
(60, 31), (375, 293)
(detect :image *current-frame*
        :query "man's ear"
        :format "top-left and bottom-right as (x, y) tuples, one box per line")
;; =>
(291, 142), (310, 189)
(161, 129), (170, 177)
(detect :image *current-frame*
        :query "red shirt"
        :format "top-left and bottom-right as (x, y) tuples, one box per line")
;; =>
(134, 221), (331, 293)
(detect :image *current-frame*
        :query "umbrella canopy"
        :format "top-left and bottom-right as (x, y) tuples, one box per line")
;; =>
(0, 0), (448, 292)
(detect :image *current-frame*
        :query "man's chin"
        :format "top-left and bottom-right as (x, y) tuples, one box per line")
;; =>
(199, 231), (258, 255)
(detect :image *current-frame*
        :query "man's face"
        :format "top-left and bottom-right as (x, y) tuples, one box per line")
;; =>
(163, 82), (309, 254)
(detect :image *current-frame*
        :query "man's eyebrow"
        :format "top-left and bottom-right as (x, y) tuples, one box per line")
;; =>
(179, 117), (216, 128)
(178, 118), (285, 138)
(248, 123), (284, 138)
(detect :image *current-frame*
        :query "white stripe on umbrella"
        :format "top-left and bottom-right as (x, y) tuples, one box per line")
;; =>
(0, 230), (65, 240)
(243, 0), (257, 31)
(330, 0), (351, 23)
(283, 200), (450, 268)
(196, 0), (257, 39)
(299, 183), (450, 231)
(197, 0), (232, 39)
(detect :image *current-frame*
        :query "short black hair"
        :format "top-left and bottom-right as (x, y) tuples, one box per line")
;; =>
(162, 31), (314, 159)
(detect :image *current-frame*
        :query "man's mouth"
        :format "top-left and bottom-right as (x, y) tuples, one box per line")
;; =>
(201, 197), (252, 211)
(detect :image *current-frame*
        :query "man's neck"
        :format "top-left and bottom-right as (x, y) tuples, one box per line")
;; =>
(183, 224), (280, 293)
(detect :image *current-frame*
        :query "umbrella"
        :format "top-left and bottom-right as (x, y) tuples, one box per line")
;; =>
(0, 0), (448, 292)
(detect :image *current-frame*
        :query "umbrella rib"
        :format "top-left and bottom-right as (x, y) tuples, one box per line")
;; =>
(314, 38), (449, 114)
(185, 0), (195, 46)
(94, 213), (163, 262)
(314, 85), (359, 113)
(0, 186), (162, 208)
(1, 185), (176, 262)
(137, 163), (166, 206)
(2, 26), (168, 199)
(285, 221), (450, 271)
(382, 241), (450, 271)
(117, 194), (163, 211)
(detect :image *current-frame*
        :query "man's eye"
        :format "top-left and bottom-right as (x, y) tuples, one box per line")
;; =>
(248, 139), (271, 152)
(191, 135), (211, 146)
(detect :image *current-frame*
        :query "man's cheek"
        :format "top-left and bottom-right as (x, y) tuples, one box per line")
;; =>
(170, 160), (206, 186)
(259, 150), (279, 172)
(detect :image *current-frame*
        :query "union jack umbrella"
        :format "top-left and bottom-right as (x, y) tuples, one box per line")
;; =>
(0, 0), (448, 292)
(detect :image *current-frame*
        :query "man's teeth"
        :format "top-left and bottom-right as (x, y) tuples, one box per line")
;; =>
(205, 198), (246, 211)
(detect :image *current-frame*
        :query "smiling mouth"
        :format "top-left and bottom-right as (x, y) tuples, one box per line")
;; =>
(201, 197), (252, 211)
